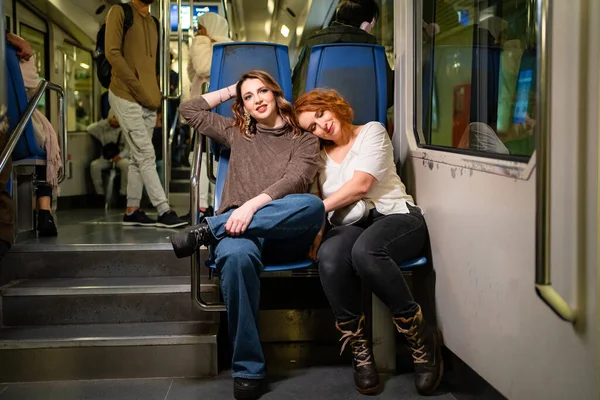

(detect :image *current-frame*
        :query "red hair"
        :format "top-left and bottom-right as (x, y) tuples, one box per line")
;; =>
(294, 89), (354, 134)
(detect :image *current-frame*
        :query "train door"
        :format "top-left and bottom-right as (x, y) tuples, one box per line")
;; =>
(395, 0), (598, 398)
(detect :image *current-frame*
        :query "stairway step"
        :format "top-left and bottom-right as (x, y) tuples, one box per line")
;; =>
(170, 179), (191, 193)
(1, 276), (196, 296)
(0, 321), (217, 349)
(171, 167), (191, 180)
(0, 321), (218, 382)
(1, 277), (219, 326)
(1, 248), (209, 281)
(169, 192), (190, 208)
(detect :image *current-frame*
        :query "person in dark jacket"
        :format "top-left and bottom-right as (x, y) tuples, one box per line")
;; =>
(292, 0), (394, 108)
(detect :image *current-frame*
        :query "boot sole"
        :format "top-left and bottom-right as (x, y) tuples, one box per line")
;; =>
(418, 328), (445, 396)
(356, 384), (380, 395)
(170, 233), (195, 259)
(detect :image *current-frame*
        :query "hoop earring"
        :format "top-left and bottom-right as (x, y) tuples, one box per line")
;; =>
(244, 112), (251, 136)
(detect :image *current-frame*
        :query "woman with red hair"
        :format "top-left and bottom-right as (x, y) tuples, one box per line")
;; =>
(295, 89), (443, 396)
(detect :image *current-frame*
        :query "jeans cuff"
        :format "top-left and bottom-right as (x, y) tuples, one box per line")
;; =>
(231, 372), (266, 379)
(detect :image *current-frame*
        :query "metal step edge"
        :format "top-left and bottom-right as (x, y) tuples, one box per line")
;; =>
(0, 322), (218, 350)
(0, 278), (217, 297)
(9, 243), (208, 253)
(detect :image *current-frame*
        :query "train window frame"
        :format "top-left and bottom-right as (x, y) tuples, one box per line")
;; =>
(61, 42), (94, 133)
(395, 0), (542, 180)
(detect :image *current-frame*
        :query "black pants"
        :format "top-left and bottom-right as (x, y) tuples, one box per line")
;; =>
(317, 204), (427, 322)
(35, 166), (52, 198)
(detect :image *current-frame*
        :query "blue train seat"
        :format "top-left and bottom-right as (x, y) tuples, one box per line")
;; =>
(203, 42), (311, 272)
(207, 42), (292, 161)
(304, 43), (388, 126)
(5, 43), (46, 161)
(304, 43), (427, 272)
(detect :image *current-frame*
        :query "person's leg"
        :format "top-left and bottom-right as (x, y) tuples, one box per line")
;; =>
(0, 132), (14, 264)
(109, 92), (146, 214)
(317, 225), (380, 394)
(141, 108), (186, 228)
(214, 236), (266, 399)
(90, 157), (110, 195)
(172, 194), (324, 258)
(34, 166), (57, 237)
(207, 194), (324, 241)
(115, 158), (130, 196)
(351, 208), (442, 395)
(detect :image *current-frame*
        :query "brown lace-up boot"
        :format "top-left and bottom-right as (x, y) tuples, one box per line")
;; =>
(393, 305), (443, 395)
(336, 315), (380, 395)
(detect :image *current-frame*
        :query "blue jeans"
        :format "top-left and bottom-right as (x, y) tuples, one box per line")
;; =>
(205, 194), (325, 379)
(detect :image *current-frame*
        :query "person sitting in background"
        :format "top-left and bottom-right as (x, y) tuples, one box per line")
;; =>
(87, 110), (130, 199)
(187, 12), (232, 98)
(19, 41), (61, 237)
(292, 0), (394, 108)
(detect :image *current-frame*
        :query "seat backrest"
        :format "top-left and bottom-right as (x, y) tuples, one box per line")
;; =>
(304, 43), (388, 125)
(207, 42), (293, 160)
(5, 43), (45, 160)
(213, 149), (230, 212)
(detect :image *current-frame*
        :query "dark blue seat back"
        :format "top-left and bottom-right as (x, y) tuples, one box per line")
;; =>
(5, 43), (45, 160)
(208, 42), (293, 159)
(304, 43), (388, 125)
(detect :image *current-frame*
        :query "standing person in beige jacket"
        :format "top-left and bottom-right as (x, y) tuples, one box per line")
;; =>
(105, 0), (186, 228)
(186, 12), (232, 216)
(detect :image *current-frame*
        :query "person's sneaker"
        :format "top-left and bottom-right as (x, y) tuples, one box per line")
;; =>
(37, 210), (58, 237)
(156, 210), (188, 228)
(122, 209), (157, 227)
(170, 222), (217, 258)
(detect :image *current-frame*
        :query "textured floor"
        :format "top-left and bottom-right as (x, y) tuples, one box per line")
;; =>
(0, 367), (457, 400)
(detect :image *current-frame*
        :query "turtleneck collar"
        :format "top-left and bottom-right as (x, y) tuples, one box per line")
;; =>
(255, 121), (292, 137)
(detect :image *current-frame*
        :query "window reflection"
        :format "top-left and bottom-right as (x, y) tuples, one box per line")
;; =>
(20, 24), (47, 116)
(62, 43), (93, 132)
(418, 0), (538, 158)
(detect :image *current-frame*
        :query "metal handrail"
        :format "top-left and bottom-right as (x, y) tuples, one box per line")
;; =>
(534, 0), (576, 323)
(0, 80), (67, 183)
(190, 132), (226, 311)
(206, 135), (216, 184)
(167, 107), (180, 173)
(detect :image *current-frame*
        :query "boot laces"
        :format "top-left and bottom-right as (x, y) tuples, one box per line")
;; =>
(337, 321), (372, 368)
(395, 320), (428, 364)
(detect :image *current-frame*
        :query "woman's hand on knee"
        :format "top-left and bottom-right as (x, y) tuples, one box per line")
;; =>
(225, 203), (256, 236)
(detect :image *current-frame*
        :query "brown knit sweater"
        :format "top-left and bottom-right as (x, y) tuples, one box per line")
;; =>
(180, 96), (320, 214)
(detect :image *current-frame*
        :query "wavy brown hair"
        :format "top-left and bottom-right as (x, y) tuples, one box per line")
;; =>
(294, 89), (354, 136)
(231, 70), (300, 139)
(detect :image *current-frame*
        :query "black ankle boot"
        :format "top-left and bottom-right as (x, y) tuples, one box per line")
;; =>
(170, 222), (216, 258)
(37, 210), (58, 237)
(233, 377), (263, 400)
(336, 315), (380, 395)
(393, 305), (444, 395)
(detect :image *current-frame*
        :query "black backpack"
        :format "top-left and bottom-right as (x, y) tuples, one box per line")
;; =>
(95, 4), (160, 89)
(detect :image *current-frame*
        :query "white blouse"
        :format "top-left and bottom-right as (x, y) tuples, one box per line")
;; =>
(319, 121), (416, 217)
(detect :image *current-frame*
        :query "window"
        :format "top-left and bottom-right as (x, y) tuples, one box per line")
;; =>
(417, 0), (538, 159)
(62, 43), (93, 132)
(20, 24), (48, 115)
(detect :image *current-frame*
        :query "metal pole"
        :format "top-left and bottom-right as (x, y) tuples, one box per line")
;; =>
(0, 0), (6, 135)
(161, 0), (170, 196)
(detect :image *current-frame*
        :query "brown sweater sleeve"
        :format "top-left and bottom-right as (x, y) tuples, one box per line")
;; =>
(105, 6), (152, 108)
(179, 96), (235, 147)
(262, 133), (320, 200)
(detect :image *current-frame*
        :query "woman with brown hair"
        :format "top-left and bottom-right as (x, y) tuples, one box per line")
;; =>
(295, 89), (443, 396)
(172, 70), (324, 400)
